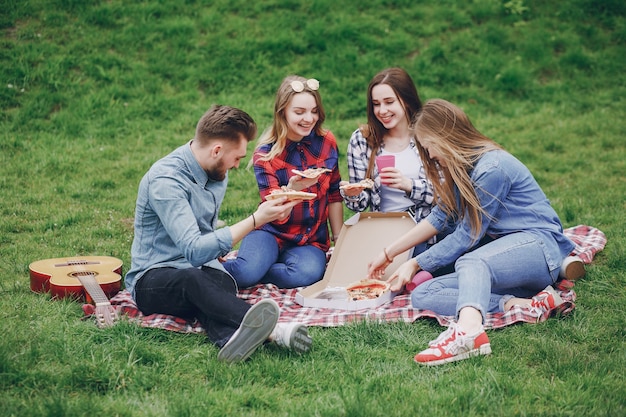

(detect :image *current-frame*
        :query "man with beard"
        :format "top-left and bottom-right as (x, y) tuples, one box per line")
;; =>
(125, 105), (312, 363)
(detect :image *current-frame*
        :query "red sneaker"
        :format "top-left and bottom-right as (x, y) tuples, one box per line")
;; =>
(529, 285), (564, 321)
(414, 323), (491, 366)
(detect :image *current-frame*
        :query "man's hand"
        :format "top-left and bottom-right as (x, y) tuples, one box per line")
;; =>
(255, 197), (299, 225)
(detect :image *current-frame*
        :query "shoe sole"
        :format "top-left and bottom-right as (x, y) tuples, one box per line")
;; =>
(415, 344), (492, 366)
(217, 299), (279, 363)
(290, 324), (312, 354)
(563, 260), (586, 281)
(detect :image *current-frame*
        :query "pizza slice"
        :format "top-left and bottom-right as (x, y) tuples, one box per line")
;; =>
(265, 186), (317, 201)
(339, 178), (375, 191)
(345, 278), (390, 301)
(291, 167), (332, 179)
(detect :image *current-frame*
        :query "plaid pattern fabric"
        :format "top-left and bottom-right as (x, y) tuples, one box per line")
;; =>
(253, 130), (343, 252)
(87, 225), (606, 331)
(563, 224), (607, 263)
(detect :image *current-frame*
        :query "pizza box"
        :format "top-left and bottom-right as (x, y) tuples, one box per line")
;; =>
(295, 211), (416, 310)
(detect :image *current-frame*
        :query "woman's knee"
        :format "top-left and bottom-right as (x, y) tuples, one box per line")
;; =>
(410, 276), (458, 309)
(267, 258), (325, 288)
(224, 257), (271, 286)
(295, 262), (325, 286)
(410, 285), (428, 308)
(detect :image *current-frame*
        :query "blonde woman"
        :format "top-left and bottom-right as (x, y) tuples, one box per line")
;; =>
(367, 99), (576, 365)
(224, 75), (343, 288)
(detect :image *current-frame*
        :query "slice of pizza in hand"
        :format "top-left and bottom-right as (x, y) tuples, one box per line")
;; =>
(345, 278), (390, 301)
(265, 186), (317, 201)
(291, 167), (332, 179)
(339, 178), (375, 191)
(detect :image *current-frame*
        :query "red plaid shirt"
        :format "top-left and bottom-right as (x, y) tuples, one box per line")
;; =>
(253, 130), (343, 252)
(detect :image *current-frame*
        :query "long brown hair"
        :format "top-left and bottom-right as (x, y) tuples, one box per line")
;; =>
(412, 99), (502, 241)
(256, 75), (326, 161)
(361, 68), (422, 178)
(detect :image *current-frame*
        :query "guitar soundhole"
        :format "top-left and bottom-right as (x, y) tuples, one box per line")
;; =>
(70, 271), (99, 278)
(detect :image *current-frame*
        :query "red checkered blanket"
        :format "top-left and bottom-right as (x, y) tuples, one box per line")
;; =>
(88, 225), (606, 331)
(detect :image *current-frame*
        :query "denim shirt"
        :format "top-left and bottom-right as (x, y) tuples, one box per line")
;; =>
(415, 150), (575, 274)
(124, 141), (234, 299)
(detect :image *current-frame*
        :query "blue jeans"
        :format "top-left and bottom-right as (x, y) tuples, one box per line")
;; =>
(135, 266), (249, 348)
(411, 232), (560, 320)
(223, 229), (327, 288)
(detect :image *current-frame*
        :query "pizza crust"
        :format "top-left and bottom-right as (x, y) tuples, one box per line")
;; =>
(265, 187), (317, 201)
(291, 167), (332, 179)
(340, 178), (375, 191)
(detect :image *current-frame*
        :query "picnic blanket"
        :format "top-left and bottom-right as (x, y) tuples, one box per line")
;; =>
(87, 225), (606, 332)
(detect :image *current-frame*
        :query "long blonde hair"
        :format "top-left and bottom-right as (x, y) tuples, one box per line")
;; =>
(256, 75), (327, 161)
(412, 99), (502, 241)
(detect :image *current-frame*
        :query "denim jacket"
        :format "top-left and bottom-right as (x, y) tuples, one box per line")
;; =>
(124, 141), (233, 299)
(415, 150), (575, 273)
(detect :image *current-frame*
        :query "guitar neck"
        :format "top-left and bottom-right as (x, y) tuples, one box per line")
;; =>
(76, 273), (111, 305)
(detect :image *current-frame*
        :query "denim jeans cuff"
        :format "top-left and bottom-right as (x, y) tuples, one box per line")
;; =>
(499, 294), (514, 312)
(456, 303), (486, 324)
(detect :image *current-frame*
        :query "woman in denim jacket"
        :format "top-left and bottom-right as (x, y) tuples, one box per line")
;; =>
(367, 99), (576, 366)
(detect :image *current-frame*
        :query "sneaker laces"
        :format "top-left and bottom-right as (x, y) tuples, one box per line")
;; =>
(529, 287), (562, 319)
(428, 323), (479, 356)
(428, 323), (457, 346)
(442, 329), (468, 355)
(270, 323), (288, 348)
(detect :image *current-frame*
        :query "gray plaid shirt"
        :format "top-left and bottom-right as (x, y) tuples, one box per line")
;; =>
(342, 128), (435, 222)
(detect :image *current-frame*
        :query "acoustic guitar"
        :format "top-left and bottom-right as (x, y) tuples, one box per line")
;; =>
(29, 256), (123, 328)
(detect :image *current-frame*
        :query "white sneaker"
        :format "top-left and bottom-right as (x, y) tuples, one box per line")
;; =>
(559, 256), (585, 281)
(217, 299), (279, 363)
(270, 322), (312, 354)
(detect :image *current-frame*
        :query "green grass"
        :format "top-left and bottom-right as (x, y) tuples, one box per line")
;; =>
(1, 0), (625, 415)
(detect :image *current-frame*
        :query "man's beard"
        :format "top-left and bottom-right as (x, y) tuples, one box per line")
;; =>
(206, 160), (227, 182)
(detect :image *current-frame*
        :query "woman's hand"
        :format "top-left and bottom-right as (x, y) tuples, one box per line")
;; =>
(379, 168), (411, 193)
(339, 180), (366, 197)
(386, 259), (420, 292)
(367, 251), (392, 280)
(287, 174), (318, 191)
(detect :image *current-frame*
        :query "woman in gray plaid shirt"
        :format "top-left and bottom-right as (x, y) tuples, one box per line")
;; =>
(341, 68), (436, 255)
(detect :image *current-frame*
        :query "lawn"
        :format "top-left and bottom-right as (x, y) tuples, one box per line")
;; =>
(1, 0), (625, 416)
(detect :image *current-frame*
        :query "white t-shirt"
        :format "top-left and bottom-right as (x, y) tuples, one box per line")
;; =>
(379, 145), (421, 213)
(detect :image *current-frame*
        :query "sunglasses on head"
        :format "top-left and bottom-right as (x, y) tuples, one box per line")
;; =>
(290, 78), (320, 93)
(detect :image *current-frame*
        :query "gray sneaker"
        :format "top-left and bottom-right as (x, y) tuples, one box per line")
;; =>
(217, 299), (279, 363)
(271, 322), (312, 354)
(529, 285), (564, 321)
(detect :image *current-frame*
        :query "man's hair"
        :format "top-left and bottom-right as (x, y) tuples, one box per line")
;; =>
(195, 105), (257, 145)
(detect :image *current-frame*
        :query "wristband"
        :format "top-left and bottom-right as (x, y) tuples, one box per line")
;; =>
(383, 247), (393, 263)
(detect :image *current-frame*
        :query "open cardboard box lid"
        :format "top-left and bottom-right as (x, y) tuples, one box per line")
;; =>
(296, 212), (416, 310)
